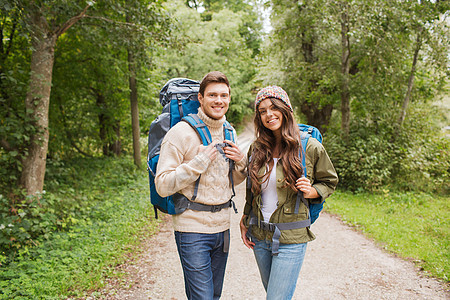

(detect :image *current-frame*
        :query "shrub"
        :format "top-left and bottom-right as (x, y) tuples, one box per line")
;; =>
(325, 125), (449, 194)
(326, 133), (396, 192)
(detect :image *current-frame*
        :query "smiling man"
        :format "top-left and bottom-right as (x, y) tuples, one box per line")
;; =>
(155, 71), (247, 300)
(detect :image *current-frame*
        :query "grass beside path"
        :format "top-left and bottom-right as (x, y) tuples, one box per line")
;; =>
(326, 190), (449, 282)
(0, 157), (160, 299)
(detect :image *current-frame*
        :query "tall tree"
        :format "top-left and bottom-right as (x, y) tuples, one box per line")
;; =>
(126, 10), (141, 167)
(263, 0), (448, 138)
(261, 0), (340, 133)
(19, 2), (91, 195)
(397, 30), (422, 128)
(128, 47), (141, 167)
(395, 0), (448, 129)
(1, 0), (174, 195)
(339, 1), (351, 138)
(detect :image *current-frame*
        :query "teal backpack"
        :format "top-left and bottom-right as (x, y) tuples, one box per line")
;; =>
(299, 124), (323, 223)
(147, 78), (237, 218)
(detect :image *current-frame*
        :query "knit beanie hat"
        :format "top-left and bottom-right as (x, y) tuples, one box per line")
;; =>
(255, 86), (292, 112)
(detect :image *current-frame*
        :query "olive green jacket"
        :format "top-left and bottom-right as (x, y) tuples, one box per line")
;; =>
(243, 137), (338, 244)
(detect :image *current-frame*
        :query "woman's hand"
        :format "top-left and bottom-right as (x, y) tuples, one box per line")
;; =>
(223, 140), (244, 162)
(239, 215), (255, 249)
(295, 176), (319, 199)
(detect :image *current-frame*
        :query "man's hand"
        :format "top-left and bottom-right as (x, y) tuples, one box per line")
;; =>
(198, 143), (218, 161)
(223, 140), (244, 162)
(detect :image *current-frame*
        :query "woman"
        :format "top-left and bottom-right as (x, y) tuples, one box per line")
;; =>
(240, 86), (338, 300)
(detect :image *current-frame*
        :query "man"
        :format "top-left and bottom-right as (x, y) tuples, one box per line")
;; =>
(155, 71), (246, 299)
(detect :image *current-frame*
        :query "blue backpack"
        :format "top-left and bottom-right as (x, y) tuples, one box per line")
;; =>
(147, 78), (236, 218)
(298, 124), (323, 224)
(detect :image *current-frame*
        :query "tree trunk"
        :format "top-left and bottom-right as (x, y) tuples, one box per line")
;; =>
(301, 103), (333, 134)
(95, 90), (121, 157)
(397, 31), (422, 128)
(296, 6), (333, 132)
(128, 49), (141, 167)
(109, 121), (121, 156)
(19, 12), (57, 195)
(340, 2), (351, 139)
(95, 91), (109, 156)
(19, 4), (90, 196)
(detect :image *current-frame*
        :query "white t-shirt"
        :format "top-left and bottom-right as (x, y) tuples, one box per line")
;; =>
(261, 158), (279, 222)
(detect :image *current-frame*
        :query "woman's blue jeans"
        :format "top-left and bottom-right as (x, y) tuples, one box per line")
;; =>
(252, 239), (308, 300)
(175, 230), (229, 300)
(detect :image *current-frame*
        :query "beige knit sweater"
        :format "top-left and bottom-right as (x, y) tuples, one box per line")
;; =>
(155, 108), (247, 233)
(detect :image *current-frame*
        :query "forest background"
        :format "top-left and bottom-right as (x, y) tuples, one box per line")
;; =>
(0, 0), (449, 298)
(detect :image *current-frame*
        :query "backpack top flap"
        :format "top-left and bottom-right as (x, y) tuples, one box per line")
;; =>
(159, 78), (200, 107)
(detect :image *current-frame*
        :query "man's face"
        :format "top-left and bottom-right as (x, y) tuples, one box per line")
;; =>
(198, 82), (230, 120)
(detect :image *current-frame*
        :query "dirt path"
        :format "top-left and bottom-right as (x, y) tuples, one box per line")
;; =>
(98, 123), (449, 300)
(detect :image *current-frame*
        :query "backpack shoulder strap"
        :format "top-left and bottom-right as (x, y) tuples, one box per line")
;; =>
(296, 125), (311, 215)
(299, 126), (310, 177)
(182, 114), (212, 146)
(223, 120), (235, 143)
(222, 120), (237, 203)
(180, 114), (211, 204)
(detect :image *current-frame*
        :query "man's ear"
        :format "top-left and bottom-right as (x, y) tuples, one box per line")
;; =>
(198, 92), (203, 106)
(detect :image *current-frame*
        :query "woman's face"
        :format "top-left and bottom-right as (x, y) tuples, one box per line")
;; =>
(257, 98), (284, 134)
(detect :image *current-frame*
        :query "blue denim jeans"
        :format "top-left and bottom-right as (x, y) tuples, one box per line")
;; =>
(252, 239), (308, 300)
(175, 230), (229, 300)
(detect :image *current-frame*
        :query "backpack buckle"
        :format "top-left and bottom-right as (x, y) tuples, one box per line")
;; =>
(210, 205), (222, 212)
(260, 221), (276, 232)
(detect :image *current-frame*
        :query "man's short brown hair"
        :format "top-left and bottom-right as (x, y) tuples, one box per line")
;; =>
(199, 71), (230, 96)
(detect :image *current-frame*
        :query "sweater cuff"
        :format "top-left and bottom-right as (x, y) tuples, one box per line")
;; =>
(235, 154), (247, 170)
(194, 151), (211, 170)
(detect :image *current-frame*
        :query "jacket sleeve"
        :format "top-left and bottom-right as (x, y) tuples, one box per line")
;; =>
(154, 124), (212, 197)
(306, 138), (339, 203)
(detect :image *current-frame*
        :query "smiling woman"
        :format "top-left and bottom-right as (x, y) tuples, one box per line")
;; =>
(240, 85), (338, 300)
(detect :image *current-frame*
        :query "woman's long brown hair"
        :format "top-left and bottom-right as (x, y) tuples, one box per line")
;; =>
(250, 98), (303, 195)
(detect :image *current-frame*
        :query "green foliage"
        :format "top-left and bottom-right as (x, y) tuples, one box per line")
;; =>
(187, 0), (263, 57)
(1, 0), (175, 197)
(326, 190), (449, 281)
(326, 101), (449, 194)
(262, 0), (449, 134)
(0, 1), (33, 192)
(48, 0), (174, 159)
(390, 104), (450, 194)
(326, 132), (396, 192)
(0, 156), (158, 299)
(157, 0), (260, 125)
(0, 191), (58, 256)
